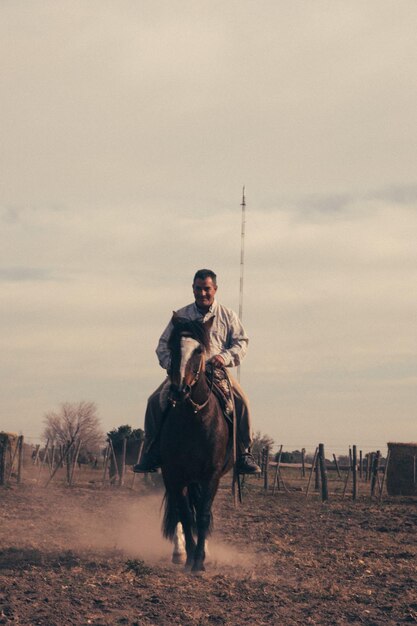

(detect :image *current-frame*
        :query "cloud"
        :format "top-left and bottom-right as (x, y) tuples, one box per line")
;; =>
(0, 267), (57, 282)
(368, 185), (417, 205)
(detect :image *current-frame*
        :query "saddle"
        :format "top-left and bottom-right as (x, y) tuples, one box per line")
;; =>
(206, 364), (234, 425)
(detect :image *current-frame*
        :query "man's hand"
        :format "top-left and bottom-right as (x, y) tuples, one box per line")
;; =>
(211, 355), (225, 368)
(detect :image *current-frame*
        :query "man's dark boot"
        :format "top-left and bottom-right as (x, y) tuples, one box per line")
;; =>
(133, 447), (161, 473)
(236, 451), (261, 474)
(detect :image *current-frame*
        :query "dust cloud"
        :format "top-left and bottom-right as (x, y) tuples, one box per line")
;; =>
(74, 493), (174, 561)
(7, 487), (254, 570)
(75, 493), (254, 569)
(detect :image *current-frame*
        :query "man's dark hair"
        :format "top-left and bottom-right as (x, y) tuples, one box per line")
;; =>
(193, 269), (217, 285)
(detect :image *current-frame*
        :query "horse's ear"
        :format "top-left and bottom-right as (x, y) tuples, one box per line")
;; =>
(204, 316), (215, 331)
(171, 311), (179, 326)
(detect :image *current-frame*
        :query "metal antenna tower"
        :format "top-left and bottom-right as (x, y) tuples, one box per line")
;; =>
(237, 186), (246, 382)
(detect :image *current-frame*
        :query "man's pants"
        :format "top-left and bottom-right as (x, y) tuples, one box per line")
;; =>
(143, 374), (253, 454)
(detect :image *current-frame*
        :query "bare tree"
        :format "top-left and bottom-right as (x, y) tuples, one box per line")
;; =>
(43, 401), (104, 455)
(251, 430), (275, 457)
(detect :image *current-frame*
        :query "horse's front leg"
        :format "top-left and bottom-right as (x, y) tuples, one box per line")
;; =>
(192, 480), (218, 573)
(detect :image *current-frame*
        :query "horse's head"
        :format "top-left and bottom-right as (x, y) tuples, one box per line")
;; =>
(168, 313), (213, 403)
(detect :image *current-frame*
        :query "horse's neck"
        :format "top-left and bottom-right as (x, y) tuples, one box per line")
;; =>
(191, 365), (210, 404)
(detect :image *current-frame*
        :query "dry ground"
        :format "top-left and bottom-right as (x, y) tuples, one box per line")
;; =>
(0, 467), (416, 625)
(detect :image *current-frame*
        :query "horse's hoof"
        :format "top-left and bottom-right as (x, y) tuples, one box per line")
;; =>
(191, 562), (206, 574)
(184, 561), (193, 572)
(172, 554), (186, 565)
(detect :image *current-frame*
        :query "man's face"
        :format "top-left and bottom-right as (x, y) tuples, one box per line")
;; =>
(192, 277), (217, 309)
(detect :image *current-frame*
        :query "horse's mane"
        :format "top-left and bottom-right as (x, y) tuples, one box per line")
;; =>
(168, 317), (211, 351)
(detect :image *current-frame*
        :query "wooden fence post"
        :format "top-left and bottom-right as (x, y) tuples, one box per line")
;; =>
(318, 443), (328, 502)
(301, 448), (306, 478)
(260, 447), (266, 477)
(263, 446), (270, 491)
(272, 445), (283, 495)
(6, 437), (21, 482)
(37, 439), (50, 483)
(305, 448), (318, 497)
(17, 436), (24, 484)
(342, 453), (351, 499)
(130, 440), (144, 489)
(119, 438), (127, 487)
(333, 453), (342, 479)
(314, 453), (320, 492)
(49, 445), (56, 475)
(370, 450), (380, 497)
(109, 439), (119, 485)
(32, 444), (40, 465)
(352, 445), (357, 501)
(101, 443), (110, 486)
(379, 450), (390, 502)
(368, 453), (374, 482)
(359, 450), (363, 480)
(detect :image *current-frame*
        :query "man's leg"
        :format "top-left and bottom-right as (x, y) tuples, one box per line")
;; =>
(134, 380), (167, 472)
(229, 376), (261, 474)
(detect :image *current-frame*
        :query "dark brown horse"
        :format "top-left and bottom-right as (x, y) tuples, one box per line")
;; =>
(160, 313), (233, 573)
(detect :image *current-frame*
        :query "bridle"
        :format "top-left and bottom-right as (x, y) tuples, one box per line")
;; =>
(168, 351), (214, 414)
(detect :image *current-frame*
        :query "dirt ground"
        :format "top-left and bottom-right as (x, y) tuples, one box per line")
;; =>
(0, 469), (416, 626)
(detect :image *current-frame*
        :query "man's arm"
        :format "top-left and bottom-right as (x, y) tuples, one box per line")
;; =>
(217, 311), (249, 367)
(155, 320), (173, 371)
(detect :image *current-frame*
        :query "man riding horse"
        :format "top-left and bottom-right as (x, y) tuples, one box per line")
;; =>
(134, 268), (261, 475)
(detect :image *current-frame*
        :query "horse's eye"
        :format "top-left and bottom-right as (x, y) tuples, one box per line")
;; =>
(196, 347), (203, 355)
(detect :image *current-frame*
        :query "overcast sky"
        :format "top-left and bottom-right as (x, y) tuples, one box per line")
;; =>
(1, 1), (416, 453)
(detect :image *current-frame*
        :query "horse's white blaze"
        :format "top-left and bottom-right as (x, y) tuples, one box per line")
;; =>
(179, 337), (199, 385)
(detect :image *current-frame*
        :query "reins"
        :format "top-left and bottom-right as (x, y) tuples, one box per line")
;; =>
(186, 359), (214, 413)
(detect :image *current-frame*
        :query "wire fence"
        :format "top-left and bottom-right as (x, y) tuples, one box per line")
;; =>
(2, 434), (416, 504)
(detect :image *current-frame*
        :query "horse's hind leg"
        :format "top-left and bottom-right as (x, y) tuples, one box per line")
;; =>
(172, 523), (186, 565)
(177, 492), (196, 569)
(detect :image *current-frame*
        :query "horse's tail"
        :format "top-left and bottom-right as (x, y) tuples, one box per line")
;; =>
(162, 491), (179, 541)
(162, 485), (214, 540)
